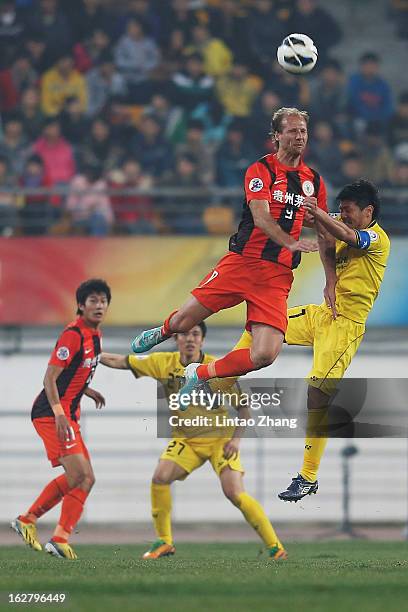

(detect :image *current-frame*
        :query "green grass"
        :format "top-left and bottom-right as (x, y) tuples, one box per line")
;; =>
(1, 542), (408, 611)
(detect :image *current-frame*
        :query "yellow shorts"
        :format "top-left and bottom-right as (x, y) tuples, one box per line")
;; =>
(160, 437), (244, 478)
(286, 304), (365, 395)
(236, 304), (365, 396)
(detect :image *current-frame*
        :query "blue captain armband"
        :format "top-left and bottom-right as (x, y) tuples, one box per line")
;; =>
(354, 229), (378, 249)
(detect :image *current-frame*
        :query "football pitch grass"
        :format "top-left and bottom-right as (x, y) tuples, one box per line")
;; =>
(1, 541), (407, 612)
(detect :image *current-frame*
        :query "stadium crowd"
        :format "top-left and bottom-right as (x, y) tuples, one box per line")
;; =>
(0, 0), (407, 236)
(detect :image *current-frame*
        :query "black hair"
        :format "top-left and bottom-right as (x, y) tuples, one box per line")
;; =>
(336, 179), (380, 220)
(176, 321), (207, 339)
(360, 52), (379, 64)
(26, 154), (44, 167)
(76, 278), (111, 315)
(322, 58), (342, 72)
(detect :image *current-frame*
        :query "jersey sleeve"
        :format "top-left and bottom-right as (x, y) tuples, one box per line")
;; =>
(244, 161), (272, 202)
(49, 329), (81, 368)
(127, 354), (162, 379)
(354, 228), (383, 252)
(317, 177), (328, 212)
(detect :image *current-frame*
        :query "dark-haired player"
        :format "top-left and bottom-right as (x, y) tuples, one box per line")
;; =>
(131, 107), (328, 398)
(102, 322), (287, 560)
(235, 179), (390, 501)
(11, 279), (111, 559)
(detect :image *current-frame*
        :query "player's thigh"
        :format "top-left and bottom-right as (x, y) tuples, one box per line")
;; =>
(209, 438), (244, 478)
(310, 315), (365, 395)
(285, 304), (318, 346)
(159, 439), (205, 479)
(152, 459), (189, 484)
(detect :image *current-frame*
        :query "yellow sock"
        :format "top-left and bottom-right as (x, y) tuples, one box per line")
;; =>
(235, 492), (282, 549)
(300, 409), (328, 482)
(151, 483), (172, 545)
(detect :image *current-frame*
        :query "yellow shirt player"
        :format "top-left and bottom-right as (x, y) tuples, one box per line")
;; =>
(235, 179), (390, 502)
(101, 322), (287, 560)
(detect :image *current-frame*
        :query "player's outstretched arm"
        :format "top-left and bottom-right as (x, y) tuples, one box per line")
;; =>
(249, 200), (317, 253)
(100, 352), (129, 369)
(316, 220), (337, 318)
(304, 201), (359, 247)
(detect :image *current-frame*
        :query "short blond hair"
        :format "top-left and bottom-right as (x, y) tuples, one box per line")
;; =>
(270, 107), (309, 141)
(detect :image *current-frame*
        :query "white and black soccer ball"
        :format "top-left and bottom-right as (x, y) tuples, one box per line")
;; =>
(277, 34), (318, 74)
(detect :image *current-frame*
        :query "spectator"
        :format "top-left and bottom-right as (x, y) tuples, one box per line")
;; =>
(114, 17), (160, 103)
(23, 32), (49, 73)
(16, 87), (45, 141)
(59, 96), (90, 147)
(266, 61), (310, 108)
(0, 66), (19, 113)
(381, 160), (408, 233)
(171, 54), (214, 114)
(115, 0), (161, 42)
(160, 0), (201, 46)
(110, 157), (159, 234)
(19, 154), (53, 235)
(79, 118), (123, 173)
(247, 0), (287, 76)
(0, 155), (18, 236)
(307, 120), (343, 185)
(41, 51), (88, 117)
(160, 154), (207, 234)
(360, 121), (395, 186)
(9, 53), (38, 99)
(248, 89), (282, 152)
(288, 0), (342, 65)
(336, 152), (365, 188)
(129, 115), (172, 178)
(191, 99), (231, 147)
(33, 118), (76, 186)
(175, 119), (215, 185)
(389, 0), (408, 40)
(216, 121), (256, 187)
(0, 115), (27, 176)
(142, 93), (185, 144)
(86, 51), (127, 118)
(159, 28), (187, 77)
(73, 27), (111, 74)
(309, 59), (348, 133)
(347, 52), (394, 129)
(215, 62), (263, 118)
(66, 163), (113, 236)
(184, 24), (233, 78)
(210, 0), (249, 59)
(0, 0), (26, 68)
(66, 0), (114, 44)
(388, 91), (408, 150)
(25, 0), (73, 62)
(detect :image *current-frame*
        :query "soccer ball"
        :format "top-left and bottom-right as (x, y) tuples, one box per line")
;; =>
(277, 34), (318, 74)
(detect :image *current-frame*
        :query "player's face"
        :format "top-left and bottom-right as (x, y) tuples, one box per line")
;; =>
(276, 116), (308, 156)
(339, 200), (373, 229)
(79, 292), (109, 327)
(176, 326), (204, 360)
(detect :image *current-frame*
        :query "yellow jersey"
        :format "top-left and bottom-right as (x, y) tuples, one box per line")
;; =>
(127, 352), (235, 438)
(333, 219), (390, 324)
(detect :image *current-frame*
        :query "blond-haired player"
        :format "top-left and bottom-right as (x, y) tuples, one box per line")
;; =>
(235, 179), (390, 501)
(101, 322), (287, 559)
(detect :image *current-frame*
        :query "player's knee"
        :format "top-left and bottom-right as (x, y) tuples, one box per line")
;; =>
(251, 349), (276, 369)
(222, 485), (241, 504)
(83, 473), (96, 491)
(66, 471), (86, 489)
(152, 474), (172, 486)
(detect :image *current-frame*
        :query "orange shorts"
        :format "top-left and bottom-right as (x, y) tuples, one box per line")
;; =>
(33, 417), (90, 467)
(191, 251), (293, 334)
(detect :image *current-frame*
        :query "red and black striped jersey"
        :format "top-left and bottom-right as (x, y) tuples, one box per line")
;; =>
(31, 317), (102, 422)
(229, 153), (328, 269)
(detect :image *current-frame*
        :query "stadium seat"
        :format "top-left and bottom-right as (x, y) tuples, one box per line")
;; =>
(203, 205), (235, 234)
